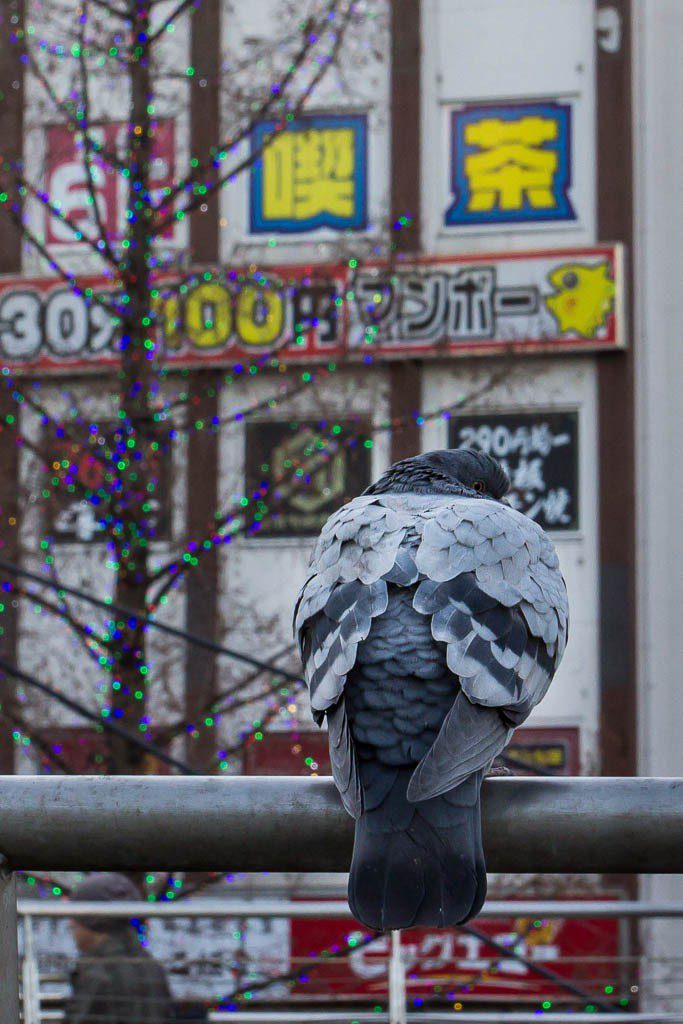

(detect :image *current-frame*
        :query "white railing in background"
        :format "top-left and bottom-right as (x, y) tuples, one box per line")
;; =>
(16, 899), (683, 1024)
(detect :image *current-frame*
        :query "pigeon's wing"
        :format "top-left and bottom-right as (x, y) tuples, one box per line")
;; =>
(294, 495), (419, 817)
(294, 495), (418, 711)
(326, 697), (363, 817)
(408, 498), (568, 802)
(407, 691), (513, 801)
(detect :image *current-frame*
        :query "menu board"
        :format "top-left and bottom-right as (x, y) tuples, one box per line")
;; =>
(449, 410), (579, 530)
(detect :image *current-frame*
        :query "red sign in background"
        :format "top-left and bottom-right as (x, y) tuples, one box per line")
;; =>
(44, 121), (176, 244)
(242, 726), (580, 777)
(37, 726), (172, 775)
(289, 911), (620, 1005)
(0, 247), (622, 373)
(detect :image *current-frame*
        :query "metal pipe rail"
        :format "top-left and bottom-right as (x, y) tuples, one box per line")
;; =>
(36, 1010), (679, 1024)
(2, 775), (683, 1024)
(16, 900), (683, 1024)
(206, 1016), (683, 1023)
(19, 900), (683, 1024)
(1, 775), (683, 872)
(17, 898), (683, 918)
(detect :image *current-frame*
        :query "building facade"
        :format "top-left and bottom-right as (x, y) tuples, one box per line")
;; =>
(1, 0), (681, 1012)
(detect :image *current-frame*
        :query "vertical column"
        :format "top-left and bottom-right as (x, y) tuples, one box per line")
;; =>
(388, 0), (422, 463)
(0, 861), (19, 1024)
(596, 0), (637, 779)
(21, 915), (39, 1024)
(0, 0), (24, 270)
(0, 0), (25, 773)
(389, 363), (421, 462)
(596, 0), (638, 987)
(183, 0), (222, 769)
(390, 0), (421, 253)
(631, 2), (683, 1011)
(0, 393), (20, 777)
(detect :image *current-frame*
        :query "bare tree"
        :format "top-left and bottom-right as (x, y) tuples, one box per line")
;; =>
(0, 0), (509, 781)
(0, 0), (385, 772)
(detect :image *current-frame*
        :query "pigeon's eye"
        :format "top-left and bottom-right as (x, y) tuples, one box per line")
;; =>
(472, 480), (485, 493)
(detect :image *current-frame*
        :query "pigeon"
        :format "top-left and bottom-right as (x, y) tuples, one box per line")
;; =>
(294, 448), (568, 931)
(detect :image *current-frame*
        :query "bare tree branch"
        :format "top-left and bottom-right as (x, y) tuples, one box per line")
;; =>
(2, 0), (386, 777)
(23, 46), (127, 173)
(147, 0), (196, 44)
(77, 6), (122, 268)
(1, 199), (124, 317)
(12, 173), (120, 267)
(13, 582), (112, 665)
(154, 640), (297, 744)
(153, 0), (349, 227)
(1, 705), (75, 774)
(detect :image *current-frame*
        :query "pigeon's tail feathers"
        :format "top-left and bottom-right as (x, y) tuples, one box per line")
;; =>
(348, 767), (486, 931)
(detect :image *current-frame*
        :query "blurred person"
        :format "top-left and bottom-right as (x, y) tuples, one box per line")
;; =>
(66, 872), (173, 1024)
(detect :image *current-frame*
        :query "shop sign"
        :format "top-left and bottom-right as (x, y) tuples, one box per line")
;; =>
(449, 410), (579, 531)
(251, 115), (368, 233)
(44, 120), (176, 245)
(446, 100), (576, 227)
(0, 246), (622, 373)
(290, 911), (620, 1004)
(244, 419), (372, 537)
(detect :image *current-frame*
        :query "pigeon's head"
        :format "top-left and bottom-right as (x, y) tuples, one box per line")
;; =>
(364, 448), (510, 499)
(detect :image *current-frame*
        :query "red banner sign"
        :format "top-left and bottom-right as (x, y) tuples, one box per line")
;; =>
(0, 246), (622, 373)
(44, 121), (176, 245)
(242, 726), (580, 777)
(290, 910), (620, 1005)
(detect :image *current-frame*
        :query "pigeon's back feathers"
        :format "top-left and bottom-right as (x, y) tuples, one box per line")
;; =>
(296, 492), (567, 737)
(295, 477), (568, 930)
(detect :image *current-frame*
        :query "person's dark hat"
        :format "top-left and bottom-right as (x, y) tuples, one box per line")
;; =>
(69, 873), (141, 933)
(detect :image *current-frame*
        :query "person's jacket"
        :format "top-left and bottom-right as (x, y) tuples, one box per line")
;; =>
(65, 928), (172, 1024)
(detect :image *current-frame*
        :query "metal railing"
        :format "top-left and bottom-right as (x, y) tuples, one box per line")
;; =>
(28, 1012), (683, 1022)
(2, 774), (683, 1023)
(17, 898), (683, 1024)
(2, 774), (683, 872)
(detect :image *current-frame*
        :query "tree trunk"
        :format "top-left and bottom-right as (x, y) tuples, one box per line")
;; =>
(0, 0), (24, 773)
(108, 3), (156, 773)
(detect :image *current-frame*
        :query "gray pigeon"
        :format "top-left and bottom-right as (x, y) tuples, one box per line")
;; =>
(294, 448), (568, 931)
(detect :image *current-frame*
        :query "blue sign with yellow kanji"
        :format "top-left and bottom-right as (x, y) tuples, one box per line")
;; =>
(446, 101), (575, 227)
(251, 115), (368, 234)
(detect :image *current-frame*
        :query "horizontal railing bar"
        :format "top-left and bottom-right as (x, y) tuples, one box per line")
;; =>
(17, 899), (683, 918)
(34, 1016), (683, 1024)
(207, 1014), (682, 1023)
(1, 776), (683, 872)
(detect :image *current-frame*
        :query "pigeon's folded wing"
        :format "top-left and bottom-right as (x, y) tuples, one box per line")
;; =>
(408, 498), (569, 801)
(326, 696), (363, 817)
(294, 495), (418, 715)
(406, 692), (513, 801)
(294, 495), (420, 818)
